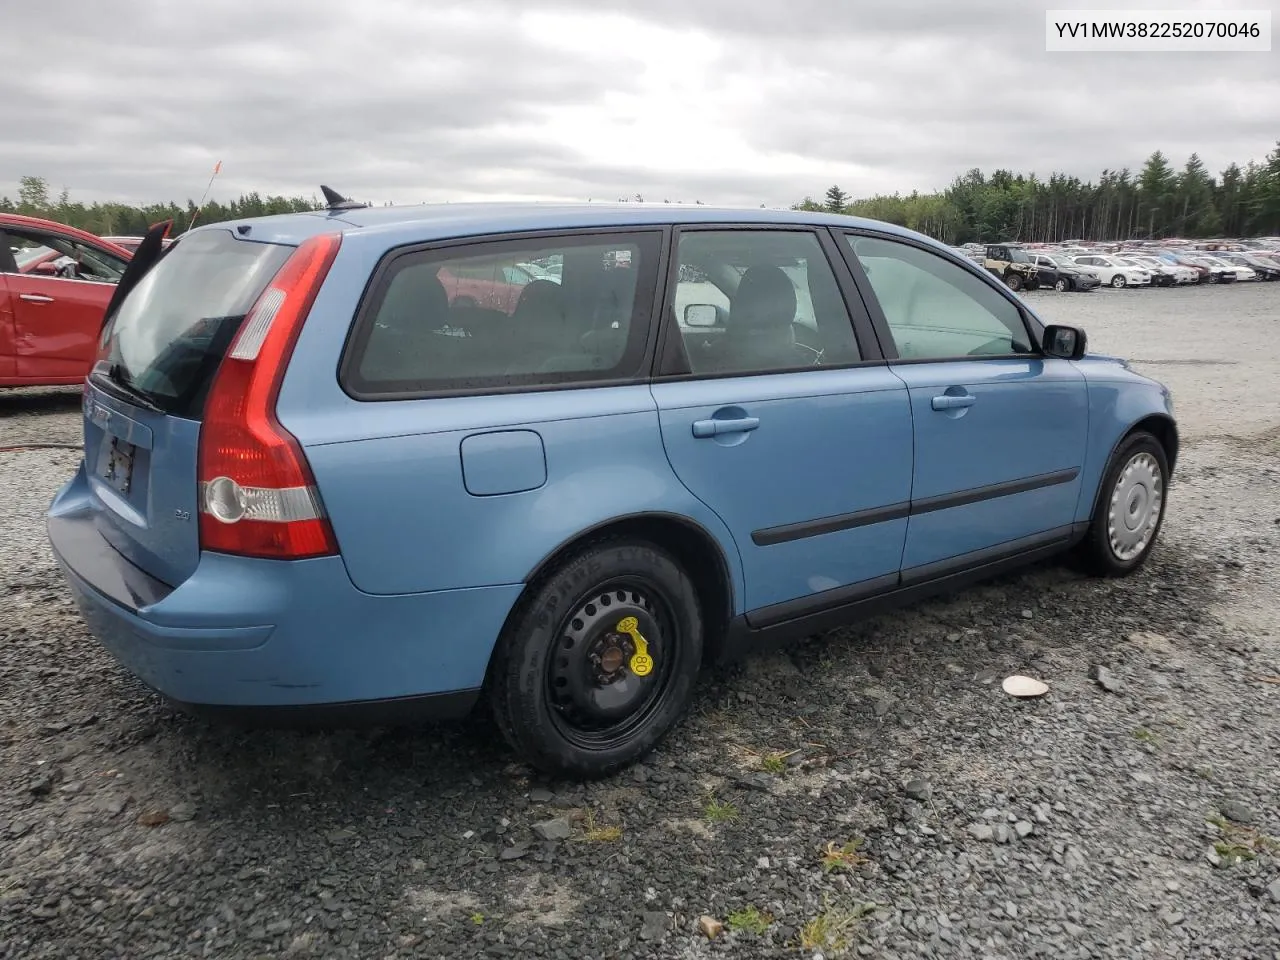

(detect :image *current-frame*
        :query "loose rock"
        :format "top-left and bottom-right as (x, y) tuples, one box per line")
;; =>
(904, 778), (932, 802)
(532, 818), (572, 841)
(1002, 675), (1049, 698)
(1219, 800), (1257, 825)
(698, 915), (724, 939)
(1090, 665), (1121, 693)
(639, 911), (668, 941)
(168, 802), (196, 822)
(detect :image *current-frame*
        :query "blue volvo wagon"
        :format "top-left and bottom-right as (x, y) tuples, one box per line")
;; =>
(48, 192), (1176, 777)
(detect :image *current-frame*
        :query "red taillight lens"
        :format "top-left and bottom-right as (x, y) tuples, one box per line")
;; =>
(197, 233), (342, 560)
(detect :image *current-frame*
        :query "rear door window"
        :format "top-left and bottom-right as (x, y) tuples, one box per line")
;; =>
(96, 228), (292, 415)
(666, 229), (862, 376)
(344, 231), (662, 397)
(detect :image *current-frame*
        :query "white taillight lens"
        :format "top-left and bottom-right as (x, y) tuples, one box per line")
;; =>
(200, 476), (326, 525)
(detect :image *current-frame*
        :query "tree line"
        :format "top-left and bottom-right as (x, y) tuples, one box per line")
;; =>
(0, 175), (322, 238)
(5, 141), (1280, 245)
(800, 142), (1280, 244)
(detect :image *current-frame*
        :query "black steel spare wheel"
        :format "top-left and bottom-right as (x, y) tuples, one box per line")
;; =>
(489, 540), (703, 778)
(547, 584), (674, 744)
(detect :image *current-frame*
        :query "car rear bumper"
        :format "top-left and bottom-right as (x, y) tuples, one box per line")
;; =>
(47, 465), (521, 719)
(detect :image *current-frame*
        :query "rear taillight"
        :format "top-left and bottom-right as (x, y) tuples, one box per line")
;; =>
(197, 233), (342, 560)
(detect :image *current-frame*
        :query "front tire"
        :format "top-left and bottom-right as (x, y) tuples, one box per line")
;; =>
(1078, 431), (1169, 577)
(1054, 277), (1070, 292)
(1005, 272), (1024, 292)
(1111, 274), (1127, 288)
(488, 540), (703, 778)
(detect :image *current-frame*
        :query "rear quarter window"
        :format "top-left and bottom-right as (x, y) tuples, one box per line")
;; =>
(343, 231), (662, 398)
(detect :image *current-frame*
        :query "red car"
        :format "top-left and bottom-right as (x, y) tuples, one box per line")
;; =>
(436, 261), (549, 313)
(1, 214), (133, 386)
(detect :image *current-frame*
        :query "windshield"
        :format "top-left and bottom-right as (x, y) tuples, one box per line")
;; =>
(95, 229), (292, 414)
(1007, 249), (1031, 263)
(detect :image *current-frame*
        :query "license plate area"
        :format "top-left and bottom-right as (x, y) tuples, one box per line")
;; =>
(103, 437), (136, 495)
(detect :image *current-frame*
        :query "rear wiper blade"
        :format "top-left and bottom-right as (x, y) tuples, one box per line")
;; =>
(91, 364), (164, 414)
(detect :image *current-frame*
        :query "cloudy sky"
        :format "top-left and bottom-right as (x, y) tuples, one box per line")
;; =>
(3, 0), (1277, 209)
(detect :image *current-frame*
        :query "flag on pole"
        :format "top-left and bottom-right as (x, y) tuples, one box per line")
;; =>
(213, 160), (222, 175)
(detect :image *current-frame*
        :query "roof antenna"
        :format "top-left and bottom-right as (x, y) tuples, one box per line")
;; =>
(320, 185), (369, 211)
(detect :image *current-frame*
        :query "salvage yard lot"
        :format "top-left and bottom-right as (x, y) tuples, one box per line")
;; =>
(2, 284), (1279, 959)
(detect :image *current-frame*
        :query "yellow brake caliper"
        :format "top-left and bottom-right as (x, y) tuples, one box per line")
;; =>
(615, 616), (653, 677)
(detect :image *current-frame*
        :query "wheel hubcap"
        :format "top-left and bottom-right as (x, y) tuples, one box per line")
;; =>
(545, 582), (674, 745)
(1107, 452), (1163, 561)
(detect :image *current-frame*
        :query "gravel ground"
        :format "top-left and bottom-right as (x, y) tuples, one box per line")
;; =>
(2, 283), (1279, 960)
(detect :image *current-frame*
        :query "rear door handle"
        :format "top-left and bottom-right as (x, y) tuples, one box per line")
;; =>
(931, 395), (976, 411)
(692, 416), (760, 438)
(19, 294), (55, 303)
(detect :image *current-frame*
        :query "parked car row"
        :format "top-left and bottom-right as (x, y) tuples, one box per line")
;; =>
(951, 237), (1280, 293)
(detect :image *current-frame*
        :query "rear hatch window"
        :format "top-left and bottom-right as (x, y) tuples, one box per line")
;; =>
(94, 228), (292, 418)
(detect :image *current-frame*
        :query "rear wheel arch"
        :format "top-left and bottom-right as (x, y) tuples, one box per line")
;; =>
(495, 513), (736, 671)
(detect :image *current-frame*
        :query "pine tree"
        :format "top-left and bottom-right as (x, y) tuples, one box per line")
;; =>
(824, 185), (849, 213)
(1138, 151), (1176, 236)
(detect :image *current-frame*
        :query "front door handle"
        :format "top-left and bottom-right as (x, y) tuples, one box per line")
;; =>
(692, 416), (760, 438)
(931, 395), (976, 411)
(19, 294), (55, 304)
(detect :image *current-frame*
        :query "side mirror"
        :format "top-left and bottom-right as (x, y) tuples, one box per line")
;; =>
(683, 303), (720, 327)
(1043, 324), (1087, 360)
